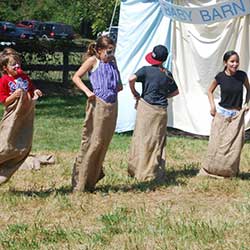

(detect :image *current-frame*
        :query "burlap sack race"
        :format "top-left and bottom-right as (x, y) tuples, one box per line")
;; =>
(0, 90), (35, 184)
(201, 109), (245, 178)
(72, 97), (117, 191)
(128, 99), (167, 181)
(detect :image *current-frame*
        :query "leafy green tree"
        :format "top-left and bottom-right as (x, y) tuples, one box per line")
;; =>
(0, 0), (120, 36)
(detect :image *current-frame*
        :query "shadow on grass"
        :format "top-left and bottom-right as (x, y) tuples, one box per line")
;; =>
(96, 166), (199, 193)
(10, 169), (250, 197)
(238, 172), (250, 180)
(9, 185), (72, 198)
(9, 167), (199, 197)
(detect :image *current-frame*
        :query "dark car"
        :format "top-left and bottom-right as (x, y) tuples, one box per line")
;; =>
(37, 22), (75, 40)
(16, 27), (36, 40)
(16, 20), (42, 32)
(0, 21), (17, 38)
(0, 21), (36, 40)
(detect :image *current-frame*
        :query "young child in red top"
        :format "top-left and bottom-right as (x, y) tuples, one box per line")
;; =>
(0, 48), (42, 185)
(0, 49), (42, 105)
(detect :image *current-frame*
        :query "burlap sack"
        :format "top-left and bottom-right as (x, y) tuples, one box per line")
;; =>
(201, 109), (245, 178)
(72, 97), (117, 191)
(19, 154), (55, 170)
(0, 90), (35, 184)
(128, 99), (167, 181)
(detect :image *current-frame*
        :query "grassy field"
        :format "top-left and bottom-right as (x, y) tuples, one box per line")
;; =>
(0, 95), (250, 250)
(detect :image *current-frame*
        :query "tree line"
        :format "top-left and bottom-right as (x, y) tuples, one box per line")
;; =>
(0, 0), (120, 37)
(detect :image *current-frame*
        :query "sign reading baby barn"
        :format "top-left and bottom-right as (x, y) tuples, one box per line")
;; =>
(159, 0), (250, 24)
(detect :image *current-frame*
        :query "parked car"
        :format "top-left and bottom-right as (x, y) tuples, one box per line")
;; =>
(0, 21), (17, 38)
(0, 21), (36, 40)
(37, 22), (75, 40)
(17, 27), (36, 40)
(16, 20), (42, 32)
(98, 26), (118, 42)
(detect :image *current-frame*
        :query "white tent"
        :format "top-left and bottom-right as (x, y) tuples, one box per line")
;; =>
(115, 0), (250, 135)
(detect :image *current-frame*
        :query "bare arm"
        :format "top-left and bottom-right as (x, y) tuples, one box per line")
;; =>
(3, 89), (22, 107)
(243, 76), (250, 105)
(113, 57), (123, 92)
(208, 79), (218, 116)
(72, 56), (96, 99)
(129, 74), (140, 99)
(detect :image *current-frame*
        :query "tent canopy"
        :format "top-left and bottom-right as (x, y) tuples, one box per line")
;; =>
(115, 0), (250, 135)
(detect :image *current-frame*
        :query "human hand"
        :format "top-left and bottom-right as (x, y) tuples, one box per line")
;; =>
(242, 102), (249, 111)
(87, 92), (96, 101)
(133, 92), (140, 101)
(35, 89), (43, 97)
(117, 84), (123, 92)
(13, 88), (22, 99)
(210, 107), (216, 116)
(134, 99), (139, 109)
(33, 89), (43, 100)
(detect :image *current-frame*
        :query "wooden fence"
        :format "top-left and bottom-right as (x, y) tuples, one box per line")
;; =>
(0, 40), (88, 85)
(23, 47), (86, 85)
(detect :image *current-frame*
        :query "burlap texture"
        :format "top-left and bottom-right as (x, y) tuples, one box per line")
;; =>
(128, 99), (167, 181)
(72, 97), (117, 191)
(201, 109), (245, 177)
(0, 90), (35, 184)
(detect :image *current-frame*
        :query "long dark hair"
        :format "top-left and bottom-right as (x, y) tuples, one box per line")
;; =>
(83, 35), (115, 61)
(223, 50), (239, 71)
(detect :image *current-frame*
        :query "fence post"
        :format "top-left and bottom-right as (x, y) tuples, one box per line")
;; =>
(63, 50), (69, 85)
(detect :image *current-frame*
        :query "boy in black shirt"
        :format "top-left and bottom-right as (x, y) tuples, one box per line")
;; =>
(128, 45), (179, 182)
(129, 45), (178, 107)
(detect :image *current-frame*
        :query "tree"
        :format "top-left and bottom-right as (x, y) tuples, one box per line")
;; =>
(0, 0), (120, 36)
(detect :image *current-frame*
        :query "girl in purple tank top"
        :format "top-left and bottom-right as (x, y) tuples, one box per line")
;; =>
(72, 36), (122, 102)
(71, 36), (123, 192)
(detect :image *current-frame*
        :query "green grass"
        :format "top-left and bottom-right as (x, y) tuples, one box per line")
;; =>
(0, 95), (250, 249)
(32, 95), (86, 151)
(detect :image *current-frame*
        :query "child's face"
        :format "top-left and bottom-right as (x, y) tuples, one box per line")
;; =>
(98, 45), (115, 62)
(4, 59), (21, 77)
(224, 54), (239, 74)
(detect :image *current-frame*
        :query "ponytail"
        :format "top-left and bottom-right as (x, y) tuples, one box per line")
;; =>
(87, 42), (97, 56)
(82, 42), (97, 61)
(83, 36), (115, 61)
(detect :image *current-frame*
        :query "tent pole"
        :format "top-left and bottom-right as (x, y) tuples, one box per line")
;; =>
(109, 0), (119, 32)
